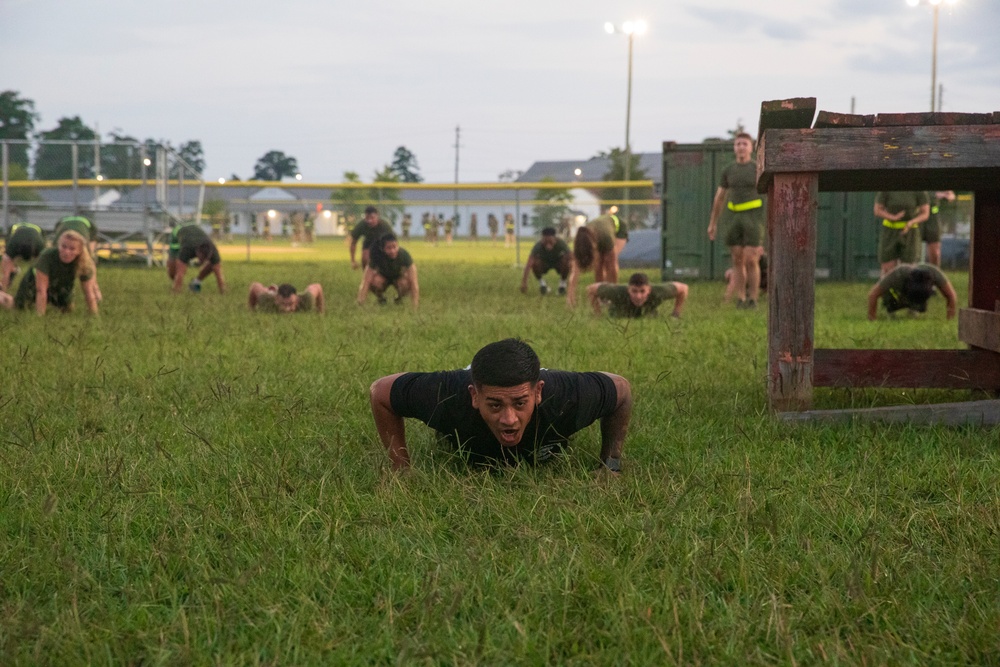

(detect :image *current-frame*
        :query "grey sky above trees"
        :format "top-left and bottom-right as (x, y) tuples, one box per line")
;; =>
(2, 0), (998, 183)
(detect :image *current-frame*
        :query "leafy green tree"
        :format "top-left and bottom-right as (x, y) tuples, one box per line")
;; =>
(595, 147), (651, 227)
(0, 90), (38, 169)
(101, 131), (144, 180)
(330, 171), (364, 225)
(390, 146), (422, 183)
(532, 176), (573, 232)
(252, 150), (299, 181)
(34, 116), (98, 180)
(372, 165), (404, 226)
(170, 140), (205, 177)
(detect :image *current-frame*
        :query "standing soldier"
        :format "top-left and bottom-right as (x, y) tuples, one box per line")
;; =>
(504, 213), (515, 247)
(488, 213), (500, 245)
(210, 215), (222, 241)
(263, 216), (273, 242)
(469, 213), (479, 241)
(873, 191), (929, 276)
(432, 214), (442, 246)
(444, 217), (454, 244)
(304, 214), (315, 244)
(348, 205), (394, 270)
(402, 213), (412, 240)
(923, 190), (955, 267)
(707, 132), (767, 309)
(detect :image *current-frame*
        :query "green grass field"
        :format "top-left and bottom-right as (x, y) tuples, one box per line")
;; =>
(2, 238), (997, 665)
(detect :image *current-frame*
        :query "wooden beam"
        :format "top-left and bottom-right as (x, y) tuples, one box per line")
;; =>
(813, 349), (1000, 389)
(958, 308), (1000, 352)
(872, 112), (995, 127)
(757, 97), (817, 139)
(757, 125), (1000, 192)
(813, 111), (874, 128)
(970, 190), (1000, 311)
(767, 173), (818, 412)
(778, 399), (1000, 426)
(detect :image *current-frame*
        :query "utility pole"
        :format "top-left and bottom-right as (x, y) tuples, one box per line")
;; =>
(453, 125), (460, 229)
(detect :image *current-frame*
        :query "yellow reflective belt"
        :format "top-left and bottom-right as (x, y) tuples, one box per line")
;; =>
(728, 199), (763, 212)
(931, 205), (940, 214)
(611, 214), (620, 232)
(882, 219), (908, 229)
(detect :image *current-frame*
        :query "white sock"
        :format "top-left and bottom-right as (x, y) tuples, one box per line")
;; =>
(539, 279), (548, 288)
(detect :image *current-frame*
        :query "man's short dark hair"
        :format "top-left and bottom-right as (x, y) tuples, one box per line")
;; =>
(735, 132), (754, 143)
(364, 206), (378, 215)
(276, 283), (297, 298)
(627, 272), (650, 287)
(541, 227), (557, 237)
(380, 233), (398, 248)
(900, 267), (937, 312)
(471, 338), (540, 388)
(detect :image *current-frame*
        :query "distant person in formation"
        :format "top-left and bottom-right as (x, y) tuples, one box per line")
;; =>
(504, 214), (516, 247)
(422, 213), (432, 243)
(368, 338), (632, 472)
(12, 230), (98, 315)
(53, 214), (103, 302)
(923, 190), (955, 267)
(566, 212), (621, 307)
(867, 263), (957, 320)
(488, 213), (500, 244)
(401, 213), (412, 240)
(357, 234), (419, 309)
(432, 215), (443, 245)
(587, 272), (689, 319)
(248, 282), (325, 314)
(607, 206), (629, 279)
(444, 217), (454, 244)
(874, 191), (929, 276)
(167, 223), (226, 294)
(469, 213), (478, 241)
(349, 206), (394, 270)
(707, 132), (766, 309)
(2, 222), (45, 292)
(303, 215), (314, 244)
(262, 216), (272, 241)
(520, 227), (572, 296)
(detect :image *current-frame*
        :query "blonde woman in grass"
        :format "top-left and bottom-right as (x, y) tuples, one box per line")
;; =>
(12, 230), (98, 315)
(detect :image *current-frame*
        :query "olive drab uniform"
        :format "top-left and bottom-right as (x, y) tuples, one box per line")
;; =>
(876, 191), (928, 264)
(720, 162), (765, 248)
(469, 213), (478, 240)
(504, 214), (515, 247)
(401, 214), (412, 240)
(488, 214), (499, 243)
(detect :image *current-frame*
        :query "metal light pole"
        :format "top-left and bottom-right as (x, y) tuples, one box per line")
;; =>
(907, 0), (958, 112)
(605, 19), (646, 225)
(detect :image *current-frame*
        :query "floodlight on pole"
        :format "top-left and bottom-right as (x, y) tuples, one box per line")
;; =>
(605, 18), (647, 224)
(907, 0), (959, 111)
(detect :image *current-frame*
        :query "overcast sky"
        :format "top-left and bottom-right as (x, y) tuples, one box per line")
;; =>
(2, 0), (997, 183)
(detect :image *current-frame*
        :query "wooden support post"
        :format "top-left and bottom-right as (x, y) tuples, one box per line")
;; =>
(970, 190), (1000, 311)
(767, 172), (818, 411)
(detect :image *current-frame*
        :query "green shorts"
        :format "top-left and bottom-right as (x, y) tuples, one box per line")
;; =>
(921, 217), (941, 243)
(725, 216), (763, 248)
(878, 226), (920, 264)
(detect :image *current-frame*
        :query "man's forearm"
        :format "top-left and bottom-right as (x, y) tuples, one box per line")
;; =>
(599, 374), (632, 464)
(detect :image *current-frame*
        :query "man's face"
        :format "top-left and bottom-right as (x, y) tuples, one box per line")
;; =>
(365, 212), (378, 226)
(469, 381), (544, 447)
(540, 235), (557, 251)
(627, 283), (651, 307)
(733, 137), (753, 161)
(383, 240), (400, 259)
(275, 293), (298, 313)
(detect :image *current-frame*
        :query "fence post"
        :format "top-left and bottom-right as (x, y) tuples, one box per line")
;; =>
(1, 142), (8, 233)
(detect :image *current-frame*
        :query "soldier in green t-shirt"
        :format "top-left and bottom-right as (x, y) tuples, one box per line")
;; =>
(567, 212), (621, 307)
(922, 190), (955, 267)
(504, 214), (516, 247)
(587, 272), (689, 319)
(248, 282), (325, 314)
(2, 222), (45, 292)
(357, 234), (419, 309)
(867, 263), (957, 320)
(488, 213), (499, 244)
(520, 227), (572, 296)
(349, 206), (394, 269)
(12, 230), (98, 315)
(707, 133), (766, 310)
(167, 224), (226, 294)
(874, 191), (930, 276)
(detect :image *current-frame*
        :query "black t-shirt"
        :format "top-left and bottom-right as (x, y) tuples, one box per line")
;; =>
(390, 369), (618, 466)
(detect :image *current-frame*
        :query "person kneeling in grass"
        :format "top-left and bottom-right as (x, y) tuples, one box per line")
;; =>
(588, 272), (688, 319)
(520, 226), (572, 296)
(867, 263), (958, 321)
(357, 234), (419, 309)
(369, 338), (632, 472)
(248, 282), (325, 314)
(1, 222), (45, 293)
(167, 224), (226, 294)
(11, 230), (99, 315)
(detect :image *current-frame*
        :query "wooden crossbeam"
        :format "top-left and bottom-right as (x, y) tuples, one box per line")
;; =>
(813, 111), (874, 128)
(872, 112), (995, 127)
(813, 349), (1000, 390)
(757, 97), (816, 139)
(778, 399), (1000, 425)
